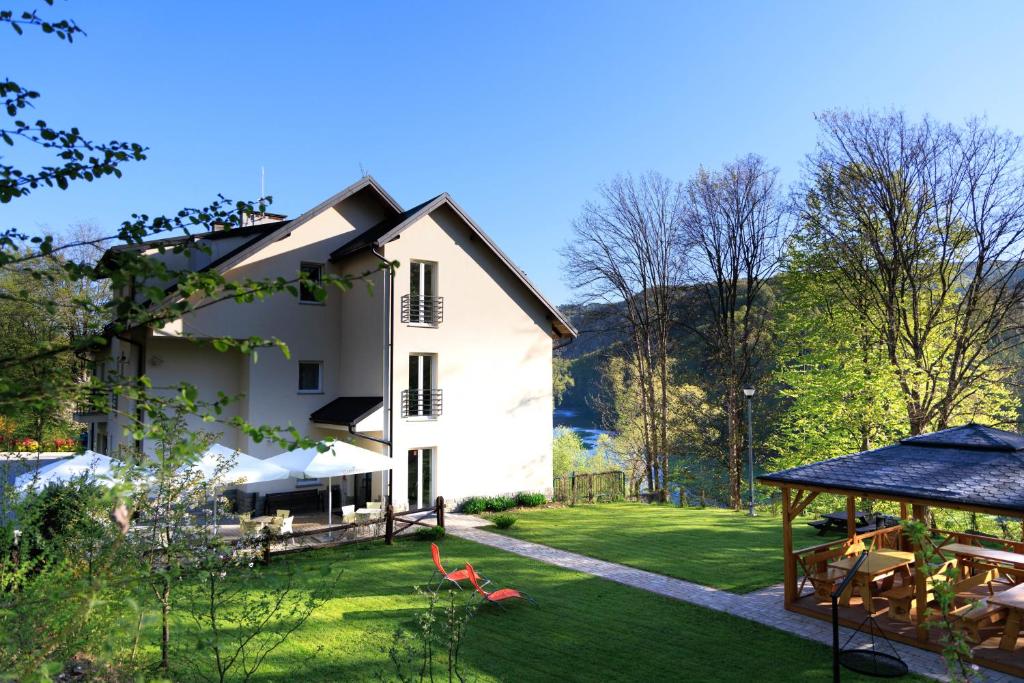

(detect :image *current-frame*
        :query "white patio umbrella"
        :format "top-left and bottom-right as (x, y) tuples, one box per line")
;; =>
(266, 440), (393, 526)
(185, 443), (289, 530)
(14, 451), (120, 490)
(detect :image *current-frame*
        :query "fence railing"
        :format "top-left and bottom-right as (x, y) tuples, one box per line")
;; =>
(401, 389), (443, 418)
(260, 496), (446, 562)
(401, 294), (444, 325)
(553, 470), (625, 504)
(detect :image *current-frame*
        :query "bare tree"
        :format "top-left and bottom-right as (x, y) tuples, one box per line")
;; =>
(562, 173), (687, 500)
(801, 110), (1024, 434)
(683, 155), (787, 509)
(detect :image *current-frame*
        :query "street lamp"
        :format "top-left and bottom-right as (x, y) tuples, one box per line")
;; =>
(742, 386), (756, 517)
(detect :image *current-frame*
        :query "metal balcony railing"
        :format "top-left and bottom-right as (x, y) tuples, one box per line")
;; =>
(401, 294), (444, 325)
(401, 389), (443, 418)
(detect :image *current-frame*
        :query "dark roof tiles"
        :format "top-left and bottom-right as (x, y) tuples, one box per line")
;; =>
(759, 424), (1024, 514)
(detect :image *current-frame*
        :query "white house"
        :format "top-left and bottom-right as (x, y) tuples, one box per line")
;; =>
(81, 176), (576, 511)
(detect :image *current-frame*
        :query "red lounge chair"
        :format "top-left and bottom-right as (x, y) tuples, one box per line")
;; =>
(465, 562), (537, 609)
(430, 543), (487, 591)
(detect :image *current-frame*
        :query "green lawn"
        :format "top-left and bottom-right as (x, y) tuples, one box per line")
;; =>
(486, 503), (824, 593)
(153, 536), (924, 682)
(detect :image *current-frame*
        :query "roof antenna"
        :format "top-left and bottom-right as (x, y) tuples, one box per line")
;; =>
(259, 165), (266, 203)
(359, 162), (368, 178)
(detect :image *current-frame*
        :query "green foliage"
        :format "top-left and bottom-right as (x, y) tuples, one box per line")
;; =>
(514, 492), (546, 508)
(387, 586), (474, 683)
(414, 525), (446, 541)
(459, 497), (487, 515)
(491, 514), (517, 529)
(902, 521), (979, 682)
(552, 426), (587, 477)
(553, 356), (574, 406)
(485, 496), (515, 512)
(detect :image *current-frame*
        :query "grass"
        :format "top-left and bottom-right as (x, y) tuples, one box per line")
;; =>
(152, 536), (925, 682)
(485, 502), (825, 593)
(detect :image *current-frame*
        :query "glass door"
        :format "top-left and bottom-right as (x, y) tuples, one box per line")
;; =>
(407, 448), (435, 510)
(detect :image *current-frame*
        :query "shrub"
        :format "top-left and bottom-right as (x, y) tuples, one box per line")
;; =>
(414, 526), (446, 541)
(484, 496), (515, 512)
(515, 492), (546, 508)
(460, 497), (488, 515)
(491, 514), (517, 530)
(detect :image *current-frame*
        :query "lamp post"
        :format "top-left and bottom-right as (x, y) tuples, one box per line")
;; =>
(742, 386), (756, 517)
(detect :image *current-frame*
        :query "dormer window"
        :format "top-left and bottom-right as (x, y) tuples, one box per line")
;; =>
(299, 262), (324, 304)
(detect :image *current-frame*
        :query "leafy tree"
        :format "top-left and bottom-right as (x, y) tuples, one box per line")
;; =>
(553, 356), (574, 406)
(800, 110), (1024, 435)
(552, 426), (586, 477)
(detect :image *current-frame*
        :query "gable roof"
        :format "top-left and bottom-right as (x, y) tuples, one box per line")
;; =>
(329, 192), (577, 338)
(198, 175), (403, 277)
(758, 424), (1024, 515)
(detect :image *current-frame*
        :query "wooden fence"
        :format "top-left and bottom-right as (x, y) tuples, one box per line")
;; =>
(553, 470), (625, 504)
(261, 496), (445, 562)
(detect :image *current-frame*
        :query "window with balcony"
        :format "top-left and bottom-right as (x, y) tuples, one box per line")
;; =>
(402, 260), (443, 325)
(403, 354), (441, 417)
(299, 262), (324, 304)
(298, 361), (323, 393)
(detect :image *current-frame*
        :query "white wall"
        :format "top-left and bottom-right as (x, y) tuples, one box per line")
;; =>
(383, 204), (556, 507)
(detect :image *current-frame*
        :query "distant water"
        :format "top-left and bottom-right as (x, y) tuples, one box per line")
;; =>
(554, 408), (614, 456)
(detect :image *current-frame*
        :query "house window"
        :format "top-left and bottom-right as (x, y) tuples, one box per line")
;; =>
(298, 361), (323, 393)
(403, 261), (442, 325)
(299, 263), (324, 303)
(403, 354), (440, 417)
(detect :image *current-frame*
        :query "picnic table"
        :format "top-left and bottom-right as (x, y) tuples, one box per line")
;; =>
(941, 542), (1024, 572)
(986, 583), (1024, 651)
(830, 550), (915, 613)
(808, 511), (899, 536)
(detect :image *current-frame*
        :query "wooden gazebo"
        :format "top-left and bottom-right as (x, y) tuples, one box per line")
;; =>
(758, 424), (1024, 676)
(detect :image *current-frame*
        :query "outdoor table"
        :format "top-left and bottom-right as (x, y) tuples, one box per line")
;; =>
(355, 507), (382, 522)
(986, 583), (1024, 651)
(814, 511), (871, 535)
(829, 550), (915, 613)
(941, 542), (1024, 572)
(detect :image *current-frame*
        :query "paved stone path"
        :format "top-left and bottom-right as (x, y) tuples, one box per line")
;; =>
(442, 515), (1020, 683)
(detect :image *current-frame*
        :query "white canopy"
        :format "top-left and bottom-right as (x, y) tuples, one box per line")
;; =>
(266, 439), (392, 479)
(186, 444), (289, 485)
(15, 451), (119, 490)
(266, 440), (392, 526)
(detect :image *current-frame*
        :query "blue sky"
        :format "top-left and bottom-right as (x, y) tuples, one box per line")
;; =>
(4, 1), (1024, 303)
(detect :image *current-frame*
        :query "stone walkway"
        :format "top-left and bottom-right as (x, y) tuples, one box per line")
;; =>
(442, 515), (1020, 683)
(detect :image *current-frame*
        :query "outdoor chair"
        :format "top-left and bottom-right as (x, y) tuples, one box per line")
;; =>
(239, 518), (262, 536)
(366, 501), (382, 510)
(429, 543), (488, 591)
(274, 509), (290, 519)
(268, 515), (294, 537)
(465, 562), (536, 609)
(238, 511), (252, 523)
(341, 505), (356, 523)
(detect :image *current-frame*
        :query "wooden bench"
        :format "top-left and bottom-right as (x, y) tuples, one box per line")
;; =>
(798, 541), (865, 601)
(881, 559), (957, 622)
(949, 600), (1008, 643)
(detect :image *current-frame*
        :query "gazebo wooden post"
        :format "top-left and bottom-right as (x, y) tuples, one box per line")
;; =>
(782, 486), (796, 606)
(911, 503), (929, 642)
(846, 495), (857, 540)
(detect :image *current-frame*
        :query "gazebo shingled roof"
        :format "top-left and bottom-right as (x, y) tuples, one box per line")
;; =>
(758, 423), (1024, 515)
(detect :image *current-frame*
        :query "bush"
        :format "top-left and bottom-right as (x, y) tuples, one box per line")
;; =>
(491, 514), (517, 530)
(414, 526), (446, 541)
(460, 497), (488, 515)
(515, 492), (546, 508)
